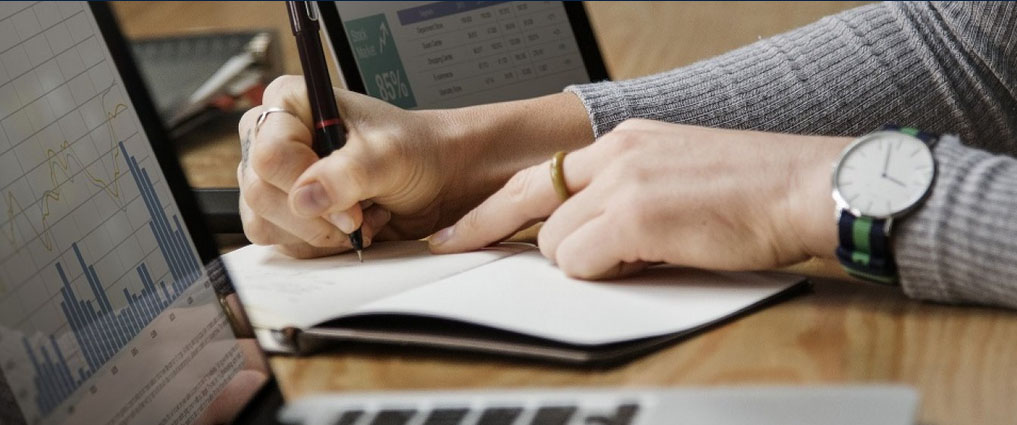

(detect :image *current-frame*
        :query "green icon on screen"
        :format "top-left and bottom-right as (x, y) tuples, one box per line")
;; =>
(345, 14), (417, 109)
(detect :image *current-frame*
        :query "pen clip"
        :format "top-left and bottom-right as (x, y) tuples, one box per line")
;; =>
(304, 2), (318, 21)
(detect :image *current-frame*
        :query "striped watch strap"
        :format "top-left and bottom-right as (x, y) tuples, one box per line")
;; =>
(835, 214), (896, 285)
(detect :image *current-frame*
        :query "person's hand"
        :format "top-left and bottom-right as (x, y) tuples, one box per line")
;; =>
(429, 119), (852, 279)
(237, 76), (458, 258)
(237, 76), (593, 258)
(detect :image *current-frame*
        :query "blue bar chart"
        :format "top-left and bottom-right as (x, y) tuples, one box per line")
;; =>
(17, 142), (203, 415)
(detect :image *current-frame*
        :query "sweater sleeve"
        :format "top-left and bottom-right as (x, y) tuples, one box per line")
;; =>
(566, 2), (1017, 308)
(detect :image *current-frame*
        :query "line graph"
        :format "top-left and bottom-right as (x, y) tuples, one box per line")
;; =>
(2, 92), (127, 253)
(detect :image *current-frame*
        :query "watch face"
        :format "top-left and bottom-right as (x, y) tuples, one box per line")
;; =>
(833, 131), (935, 218)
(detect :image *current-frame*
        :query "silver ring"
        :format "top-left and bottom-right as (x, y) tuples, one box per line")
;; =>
(253, 107), (293, 136)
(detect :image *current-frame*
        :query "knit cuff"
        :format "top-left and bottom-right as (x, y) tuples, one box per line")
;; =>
(894, 136), (1017, 309)
(565, 81), (634, 138)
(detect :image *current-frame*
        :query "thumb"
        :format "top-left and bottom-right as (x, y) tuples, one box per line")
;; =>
(288, 145), (390, 220)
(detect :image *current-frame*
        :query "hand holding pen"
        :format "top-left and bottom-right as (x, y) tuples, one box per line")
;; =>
(285, 1), (364, 261)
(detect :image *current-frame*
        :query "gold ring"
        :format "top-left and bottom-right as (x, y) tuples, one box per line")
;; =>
(550, 150), (571, 201)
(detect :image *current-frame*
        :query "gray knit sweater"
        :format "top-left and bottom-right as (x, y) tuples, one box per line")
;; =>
(567, 2), (1017, 309)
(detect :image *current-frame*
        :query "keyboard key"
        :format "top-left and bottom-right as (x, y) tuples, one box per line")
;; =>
(370, 409), (417, 425)
(422, 408), (470, 425)
(530, 406), (576, 425)
(584, 403), (640, 425)
(334, 410), (364, 425)
(477, 407), (523, 425)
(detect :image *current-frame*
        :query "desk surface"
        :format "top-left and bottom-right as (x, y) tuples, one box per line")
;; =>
(111, 3), (1017, 425)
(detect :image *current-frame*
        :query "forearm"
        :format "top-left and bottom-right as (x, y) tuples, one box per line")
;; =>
(440, 92), (593, 211)
(567, 2), (1017, 150)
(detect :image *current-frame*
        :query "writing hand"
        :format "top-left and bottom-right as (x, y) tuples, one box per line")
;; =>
(239, 76), (592, 259)
(237, 77), (430, 258)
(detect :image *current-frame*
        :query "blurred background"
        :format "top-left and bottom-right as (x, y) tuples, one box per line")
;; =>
(110, 2), (866, 188)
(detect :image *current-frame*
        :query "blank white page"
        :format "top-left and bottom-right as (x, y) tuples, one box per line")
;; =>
(222, 241), (526, 329)
(353, 250), (803, 345)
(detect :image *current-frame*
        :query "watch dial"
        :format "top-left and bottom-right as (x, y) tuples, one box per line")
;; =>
(834, 132), (935, 217)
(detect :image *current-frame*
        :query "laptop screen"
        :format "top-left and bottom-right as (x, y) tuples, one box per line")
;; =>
(0, 3), (269, 424)
(323, 1), (600, 109)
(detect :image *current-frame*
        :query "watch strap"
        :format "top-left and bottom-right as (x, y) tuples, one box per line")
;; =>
(881, 124), (938, 146)
(835, 212), (897, 285)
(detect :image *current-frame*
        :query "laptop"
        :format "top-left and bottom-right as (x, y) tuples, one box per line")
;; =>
(0, 2), (919, 425)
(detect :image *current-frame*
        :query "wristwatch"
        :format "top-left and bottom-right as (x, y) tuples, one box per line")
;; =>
(831, 125), (938, 284)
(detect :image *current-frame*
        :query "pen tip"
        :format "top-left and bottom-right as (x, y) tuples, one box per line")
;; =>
(356, 250), (363, 263)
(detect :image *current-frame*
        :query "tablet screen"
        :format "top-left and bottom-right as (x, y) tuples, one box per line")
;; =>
(329, 1), (594, 109)
(0, 3), (270, 424)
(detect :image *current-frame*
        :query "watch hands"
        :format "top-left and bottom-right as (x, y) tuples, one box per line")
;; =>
(885, 174), (907, 187)
(878, 142), (907, 187)
(881, 142), (893, 177)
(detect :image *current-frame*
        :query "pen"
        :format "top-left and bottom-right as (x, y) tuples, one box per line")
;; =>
(286, 1), (364, 261)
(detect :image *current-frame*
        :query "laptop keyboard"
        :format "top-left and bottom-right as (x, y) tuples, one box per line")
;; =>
(284, 402), (640, 425)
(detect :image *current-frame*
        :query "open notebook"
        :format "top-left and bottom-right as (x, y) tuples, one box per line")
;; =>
(222, 241), (808, 364)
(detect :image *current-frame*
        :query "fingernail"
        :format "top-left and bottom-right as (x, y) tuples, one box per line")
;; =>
(292, 182), (331, 216)
(329, 212), (356, 234)
(429, 226), (454, 246)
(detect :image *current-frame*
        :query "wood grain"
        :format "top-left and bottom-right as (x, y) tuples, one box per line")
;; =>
(266, 279), (1017, 425)
(110, 3), (1017, 424)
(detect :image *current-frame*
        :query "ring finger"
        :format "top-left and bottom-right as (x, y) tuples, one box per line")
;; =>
(239, 196), (310, 247)
(242, 174), (350, 248)
(276, 205), (392, 258)
(537, 176), (612, 262)
(430, 145), (605, 253)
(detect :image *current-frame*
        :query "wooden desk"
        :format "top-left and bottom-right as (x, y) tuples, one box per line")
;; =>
(112, 3), (1017, 424)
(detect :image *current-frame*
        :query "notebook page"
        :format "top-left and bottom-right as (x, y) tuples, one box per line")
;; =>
(221, 241), (528, 329)
(352, 250), (804, 345)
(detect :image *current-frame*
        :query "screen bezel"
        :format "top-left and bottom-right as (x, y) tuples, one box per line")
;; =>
(316, 1), (610, 99)
(88, 4), (284, 424)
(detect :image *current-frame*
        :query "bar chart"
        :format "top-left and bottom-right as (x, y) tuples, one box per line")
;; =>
(17, 142), (203, 415)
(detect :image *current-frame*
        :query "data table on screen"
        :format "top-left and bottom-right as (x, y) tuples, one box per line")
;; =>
(336, 1), (589, 109)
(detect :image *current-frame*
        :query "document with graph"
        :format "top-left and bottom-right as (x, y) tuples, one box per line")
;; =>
(0, 3), (242, 425)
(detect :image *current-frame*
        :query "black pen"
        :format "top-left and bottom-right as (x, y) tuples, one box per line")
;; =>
(286, 1), (364, 261)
